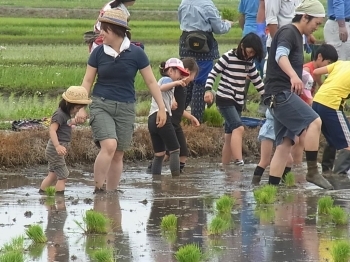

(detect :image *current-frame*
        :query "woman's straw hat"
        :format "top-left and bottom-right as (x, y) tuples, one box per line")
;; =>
(98, 9), (130, 30)
(62, 86), (92, 105)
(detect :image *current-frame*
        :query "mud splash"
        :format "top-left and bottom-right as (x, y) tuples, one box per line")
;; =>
(1, 161), (350, 262)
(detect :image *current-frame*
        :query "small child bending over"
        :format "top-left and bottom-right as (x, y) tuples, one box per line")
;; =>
(148, 58), (189, 176)
(39, 86), (92, 195)
(204, 32), (265, 166)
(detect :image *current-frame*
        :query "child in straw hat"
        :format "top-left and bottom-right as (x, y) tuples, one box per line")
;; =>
(39, 86), (92, 195)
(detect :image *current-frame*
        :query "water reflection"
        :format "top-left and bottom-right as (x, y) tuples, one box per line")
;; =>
(44, 195), (69, 262)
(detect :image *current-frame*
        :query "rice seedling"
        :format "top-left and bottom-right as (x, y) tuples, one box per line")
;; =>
(253, 185), (278, 205)
(75, 210), (109, 234)
(330, 206), (348, 225)
(25, 224), (47, 243)
(317, 196), (334, 215)
(45, 186), (56, 197)
(282, 172), (295, 187)
(0, 251), (24, 262)
(92, 248), (114, 262)
(1, 236), (24, 253)
(208, 216), (231, 235)
(331, 240), (350, 262)
(174, 243), (203, 262)
(202, 106), (224, 127)
(160, 214), (177, 232)
(215, 195), (235, 214)
(254, 206), (275, 223)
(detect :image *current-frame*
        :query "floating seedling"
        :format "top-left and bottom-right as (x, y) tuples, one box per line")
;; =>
(253, 185), (277, 205)
(75, 210), (109, 234)
(45, 186), (56, 197)
(215, 195), (235, 214)
(331, 240), (350, 262)
(317, 196), (334, 215)
(282, 172), (295, 187)
(93, 248), (114, 262)
(160, 214), (177, 232)
(25, 225), (47, 243)
(208, 216), (231, 235)
(175, 243), (203, 262)
(330, 206), (348, 225)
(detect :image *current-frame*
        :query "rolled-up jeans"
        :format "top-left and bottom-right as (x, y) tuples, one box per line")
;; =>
(324, 19), (350, 61)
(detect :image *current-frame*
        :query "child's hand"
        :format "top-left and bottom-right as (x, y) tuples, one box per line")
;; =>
(176, 79), (187, 87)
(204, 91), (214, 104)
(191, 116), (200, 127)
(55, 145), (67, 156)
(171, 100), (178, 110)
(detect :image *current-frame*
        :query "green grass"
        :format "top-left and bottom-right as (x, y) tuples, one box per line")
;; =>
(253, 185), (278, 205)
(208, 216), (231, 235)
(45, 186), (56, 197)
(0, 0), (240, 10)
(174, 243), (203, 262)
(75, 210), (109, 234)
(317, 196), (334, 215)
(215, 195), (235, 214)
(92, 248), (114, 262)
(202, 106), (224, 127)
(0, 236), (24, 262)
(330, 206), (348, 226)
(25, 225), (47, 243)
(282, 172), (295, 187)
(0, 94), (59, 120)
(160, 214), (177, 232)
(0, 251), (24, 262)
(331, 240), (350, 262)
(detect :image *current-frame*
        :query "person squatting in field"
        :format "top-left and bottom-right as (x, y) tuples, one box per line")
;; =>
(39, 86), (92, 195)
(147, 58), (190, 177)
(204, 33), (265, 167)
(75, 9), (167, 194)
(178, 0), (235, 124)
(262, 0), (333, 189)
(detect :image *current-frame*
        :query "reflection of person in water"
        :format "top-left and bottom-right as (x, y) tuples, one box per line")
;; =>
(146, 176), (205, 260)
(92, 194), (131, 259)
(45, 195), (69, 262)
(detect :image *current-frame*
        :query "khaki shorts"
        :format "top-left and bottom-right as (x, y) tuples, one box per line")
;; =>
(45, 139), (69, 180)
(89, 96), (135, 151)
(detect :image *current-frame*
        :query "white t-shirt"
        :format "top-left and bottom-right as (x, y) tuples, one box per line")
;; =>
(149, 77), (174, 116)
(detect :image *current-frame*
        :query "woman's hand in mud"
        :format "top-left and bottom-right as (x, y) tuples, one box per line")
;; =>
(191, 116), (200, 127)
(75, 107), (87, 124)
(55, 145), (67, 156)
(204, 90), (213, 104)
(156, 108), (167, 128)
(171, 100), (178, 110)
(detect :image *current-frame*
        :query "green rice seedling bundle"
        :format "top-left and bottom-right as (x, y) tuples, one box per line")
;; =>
(203, 106), (224, 127)
(331, 240), (350, 262)
(160, 214), (177, 232)
(45, 186), (56, 196)
(208, 216), (231, 235)
(253, 185), (277, 205)
(282, 172), (295, 187)
(215, 195), (235, 214)
(330, 206), (348, 225)
(317, 196), (334, 215)
(93, 248), (114, 262)
(26, 225), (47, 243)
(175, 243), (203, 262)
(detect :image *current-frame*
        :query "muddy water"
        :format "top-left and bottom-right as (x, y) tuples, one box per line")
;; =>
(1, 161), (350, 262)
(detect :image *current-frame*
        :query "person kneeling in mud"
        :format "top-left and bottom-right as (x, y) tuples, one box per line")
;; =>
(312, 60), (350, 189)
(148, 58), (190, 176)
(39, 86), (92, 195)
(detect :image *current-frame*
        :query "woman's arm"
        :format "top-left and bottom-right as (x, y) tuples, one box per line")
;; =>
(81, 65), (97, 95)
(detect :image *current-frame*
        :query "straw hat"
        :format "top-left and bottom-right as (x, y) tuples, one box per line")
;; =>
(62, 86), (92, 105)
(98, 9), (130, 30)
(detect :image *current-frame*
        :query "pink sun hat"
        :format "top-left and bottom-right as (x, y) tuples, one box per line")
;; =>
(165, 58), (190, 76)
(302, 70), (314, 99)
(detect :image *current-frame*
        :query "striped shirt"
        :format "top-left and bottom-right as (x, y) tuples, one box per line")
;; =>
(205, 50), (264, 110)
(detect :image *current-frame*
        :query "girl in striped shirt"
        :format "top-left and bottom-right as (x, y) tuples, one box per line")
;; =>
(204, 32), (264, 166)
